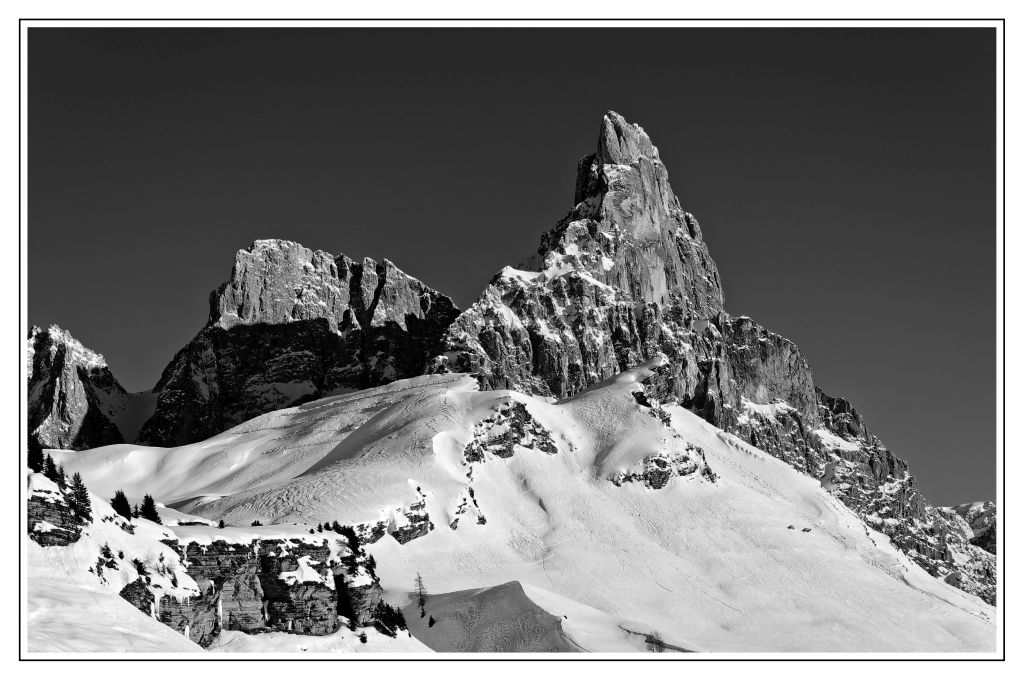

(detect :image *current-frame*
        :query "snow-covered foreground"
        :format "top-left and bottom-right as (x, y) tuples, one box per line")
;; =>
(27, 577), (201, 653)
(47, 364), (996, 653)
(207, 628), (430, 654)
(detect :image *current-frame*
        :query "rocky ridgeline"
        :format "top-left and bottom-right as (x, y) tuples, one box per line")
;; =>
(26, 325), (131, 450)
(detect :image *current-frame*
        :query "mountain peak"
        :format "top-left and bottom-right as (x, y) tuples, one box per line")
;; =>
(597, 110), (660, 166)
(28, 324), (109, 371)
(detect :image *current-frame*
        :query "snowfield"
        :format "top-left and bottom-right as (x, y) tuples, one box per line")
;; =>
(28, 577), (202, 654)
(42, 364), (996, 654)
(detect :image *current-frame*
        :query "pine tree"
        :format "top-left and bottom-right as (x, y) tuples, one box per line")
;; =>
(218, 519), (226, 529)
(132, 503), (140, 518)
(111, 490), (132, 519)
(43, 454), (59, 483)
(316, 522), (323, 532)
(56, 464), (67, 488)
(140, 494), (162, 524)
(414, 572), (427, 617)
(27, 438), (44, 473)
(340, 525), (360, 555)
(69, 472), (92, 521)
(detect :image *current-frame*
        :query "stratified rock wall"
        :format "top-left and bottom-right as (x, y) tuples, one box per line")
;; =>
(120, 535), (388, 647)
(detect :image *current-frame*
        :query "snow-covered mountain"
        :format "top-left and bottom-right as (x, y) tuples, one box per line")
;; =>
(41, 359), (994, 652)
(26, 111), (997, 654)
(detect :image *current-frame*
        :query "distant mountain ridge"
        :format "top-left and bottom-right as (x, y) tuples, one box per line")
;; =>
(27, 111), (995, 605)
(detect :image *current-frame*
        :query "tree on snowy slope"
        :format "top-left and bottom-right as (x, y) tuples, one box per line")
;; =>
(110, 490), (132, 520)
(27, 439), (43, 473)
(140, 494), (162, 524)
(339, 524), (361, 554)
(42, 454), (59, 484)
(69, 472), (92, 522)
(414, 572), (427, 617)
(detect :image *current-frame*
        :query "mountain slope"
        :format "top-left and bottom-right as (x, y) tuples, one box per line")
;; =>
(53, 365), (995, 652)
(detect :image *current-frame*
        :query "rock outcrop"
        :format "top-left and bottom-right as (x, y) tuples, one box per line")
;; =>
(137, 240), (459, 446)
(27, 325), (133, 450)
(27, 473), (85, 546)
(119, 534), (389, 647)
(431, 111), (995, 604)
(945, 501), (997, 555)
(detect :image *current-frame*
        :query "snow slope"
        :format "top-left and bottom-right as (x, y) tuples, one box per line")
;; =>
(207, 628), (430, 654)
(26, 477), (203, 653)
(51, 365), (996, 653)
(50, 374), (468, 509)
(28, 577), (201, 653)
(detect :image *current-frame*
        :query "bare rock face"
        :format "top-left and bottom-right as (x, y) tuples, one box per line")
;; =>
(27, 473), (85, 546)
(27, 325), (127, 450)
(946, 501), (997, 555)
(122, 535), (390, 647)
(137, 240), (459, 446)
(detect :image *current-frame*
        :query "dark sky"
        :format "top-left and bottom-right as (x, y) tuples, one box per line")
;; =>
(28, 27), (996, 506)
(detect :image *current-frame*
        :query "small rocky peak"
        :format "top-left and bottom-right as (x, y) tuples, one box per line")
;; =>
(209, 239), (349, 331)
(27, 324), (111, 376)
(597, 110), (661, 167)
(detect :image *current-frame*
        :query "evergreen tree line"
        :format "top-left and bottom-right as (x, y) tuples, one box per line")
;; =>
(110, 489), (162, 524)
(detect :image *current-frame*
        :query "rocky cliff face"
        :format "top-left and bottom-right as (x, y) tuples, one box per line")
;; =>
(27, 325), (134, 450)
(27, 473), (85, 546)
(136, 240), (459, 446)
(120, 535), (385, 646)
(945, 501), (997, 555)
(432, 111), (995, 605)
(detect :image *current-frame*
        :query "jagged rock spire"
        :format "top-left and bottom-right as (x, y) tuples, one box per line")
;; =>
(437, 111), (725, 396)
